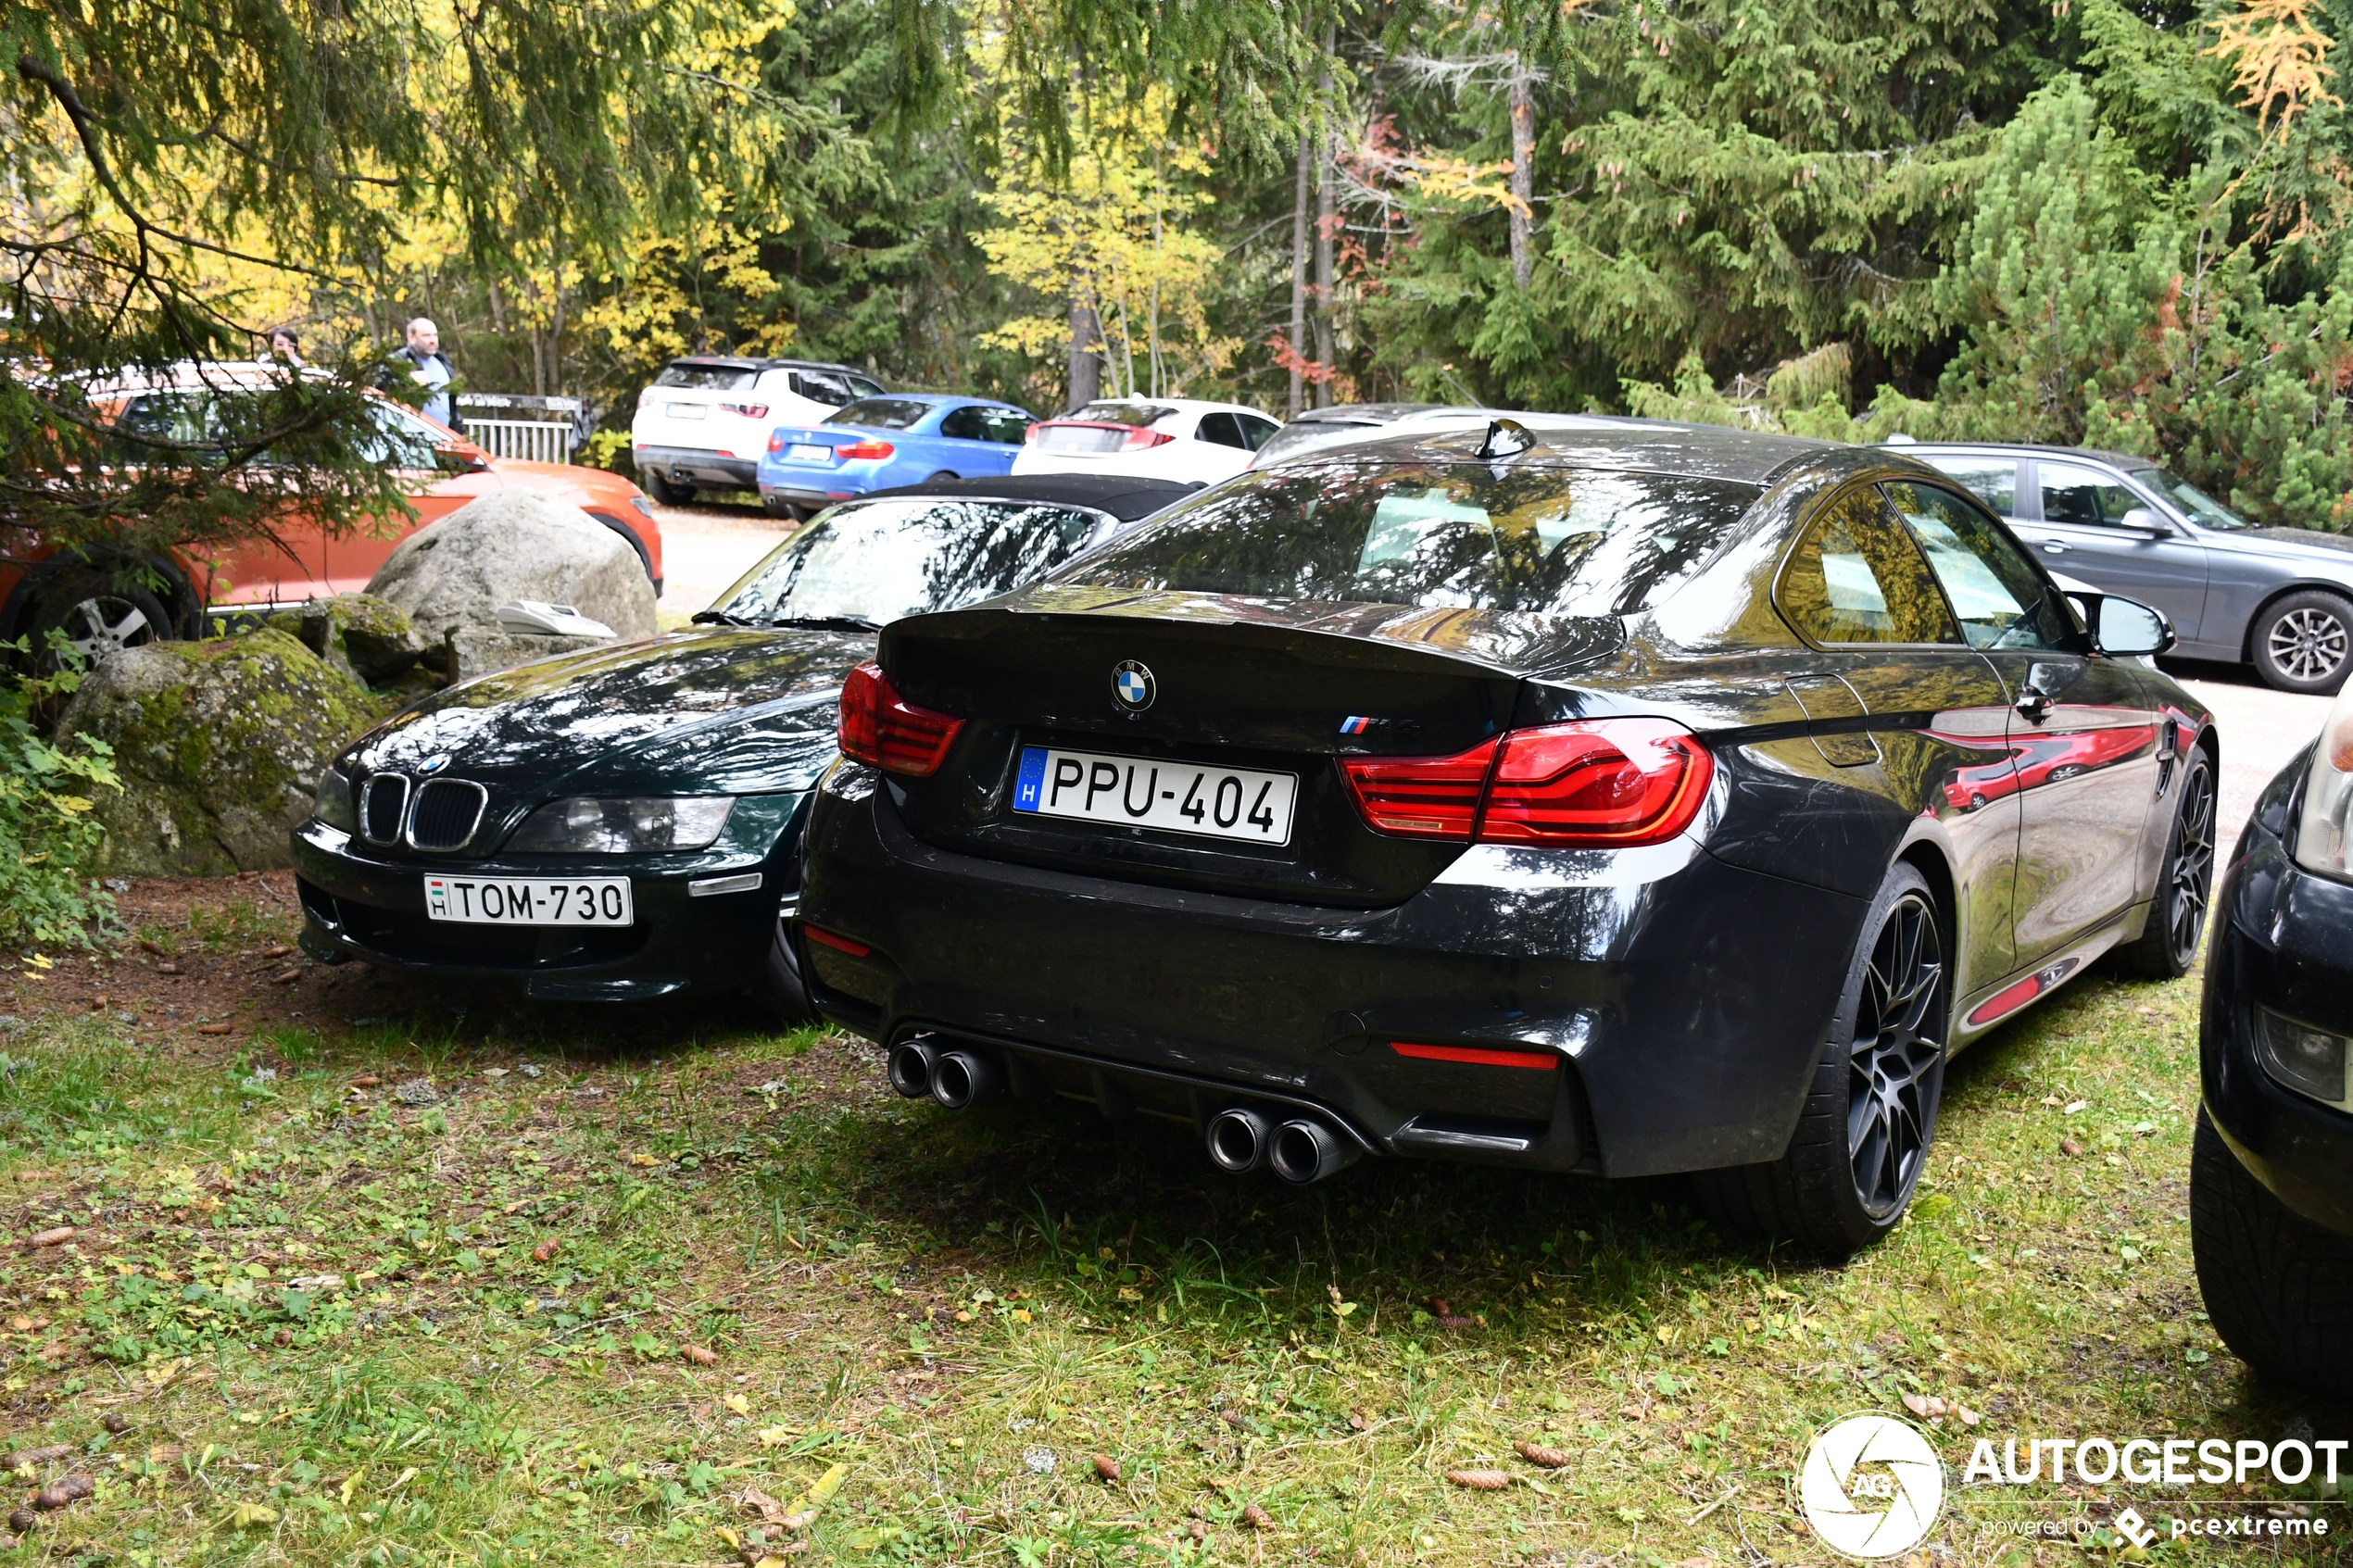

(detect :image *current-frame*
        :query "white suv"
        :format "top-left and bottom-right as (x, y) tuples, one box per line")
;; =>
(1012, 398), (1281, 485)
(632, 357), (885, 504)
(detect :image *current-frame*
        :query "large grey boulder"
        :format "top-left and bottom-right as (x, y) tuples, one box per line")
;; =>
(263, 593), (429, 684)
(362, 492), (656, 662)
(55, 629), (383, 876)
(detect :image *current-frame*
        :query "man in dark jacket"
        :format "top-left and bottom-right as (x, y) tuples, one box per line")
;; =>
(393, 318), (464, 433)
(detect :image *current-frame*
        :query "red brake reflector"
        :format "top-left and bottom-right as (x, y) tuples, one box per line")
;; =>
(804, 926), (871, 958)
(1390, 1041), (1557, 1070)
(1966, 973), (2042, 1027)
(838, 662), (964, 776)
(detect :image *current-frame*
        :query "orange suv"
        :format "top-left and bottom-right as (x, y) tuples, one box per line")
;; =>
(0, 365), (664, 663)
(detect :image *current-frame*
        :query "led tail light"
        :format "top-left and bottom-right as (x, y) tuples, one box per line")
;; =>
(1340, 718), (1712, 848)
(719, 402), (770, 419)
(838, 663), (964, 776)
(1119, 427), (1174, 449)
(837, 437), (895, 460)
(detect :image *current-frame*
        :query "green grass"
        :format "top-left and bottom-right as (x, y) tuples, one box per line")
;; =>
(0, 923), (2343, 1566)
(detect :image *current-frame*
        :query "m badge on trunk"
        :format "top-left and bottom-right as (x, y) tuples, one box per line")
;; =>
(1113, 660), (1156, 711)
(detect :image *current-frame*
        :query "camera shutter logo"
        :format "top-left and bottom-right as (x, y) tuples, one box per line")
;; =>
(1796, 1411), (1945, 1559)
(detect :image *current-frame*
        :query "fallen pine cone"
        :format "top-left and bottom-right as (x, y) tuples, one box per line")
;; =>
(196, 1022), (233, 1035)
(34, 1475), (93, 1511)
(1091, 1453), (1120, 1483)
(350, 1076), (381, 1088)
(531, 1238), (560, 1263)
(1240, 1503), (1274, 1530)
(6, 1509), (31, 1532)
(24, 1229), (73, 1249)
(101, 1415), (130, 1436)
(271, 969), (301, 985)
(1514, 1441), (1571, 1469)
(2060, 1138), (2083, 1157)
(1445, 1468), (1510, 1490)
(684, 1345), (719, 1366)
(260, 945), (293, 960)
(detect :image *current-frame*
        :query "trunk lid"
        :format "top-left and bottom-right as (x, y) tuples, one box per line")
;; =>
(880, 585), (1624, 905)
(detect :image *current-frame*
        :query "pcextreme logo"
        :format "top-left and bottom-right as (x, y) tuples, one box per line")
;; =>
(1795, 1411), (1948, 1560)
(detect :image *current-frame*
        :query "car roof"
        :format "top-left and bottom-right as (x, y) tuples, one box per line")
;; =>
(1061, 396), (1277, 419)
(667, 355), (875, 376)
(842, 392), (1020, 408)
(1289, 402), (1453, 423)
(856, 472), (1200, 523)
(1891, 439), (2159, 473)
(1323, 419), (1846, 486)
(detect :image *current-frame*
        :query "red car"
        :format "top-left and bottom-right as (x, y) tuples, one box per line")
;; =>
(1, 366), (663, 663)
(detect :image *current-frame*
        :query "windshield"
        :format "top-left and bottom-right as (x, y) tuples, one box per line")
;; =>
(824, 398), (933, 431)
(713, 498), (1111, 624)
(1057, 460), (1761, 616)
(2148, 469), (2258, 531)
(654, 362), (759, 392)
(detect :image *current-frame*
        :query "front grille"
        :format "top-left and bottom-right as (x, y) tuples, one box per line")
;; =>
(359, 774), (409, 844)
(408, 779), (489, 851)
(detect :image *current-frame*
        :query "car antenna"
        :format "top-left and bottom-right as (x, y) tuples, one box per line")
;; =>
(1476, 418), (1536, 460)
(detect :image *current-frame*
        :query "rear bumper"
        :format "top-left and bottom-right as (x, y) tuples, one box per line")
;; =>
(289, 804), (803, 1002)
(2201, 814), (2353, 1236)
(635, 445), (759, 490)
(797, 760), (1870, 1177)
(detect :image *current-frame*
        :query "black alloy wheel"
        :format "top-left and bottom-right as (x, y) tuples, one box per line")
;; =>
(2114, 747), (2217, 980)
(1691, 861), (1950, 1258)
(2254, 590), (2353, 694)
(1847, 890), (1946, 1220)
(640, 470), (689, 508)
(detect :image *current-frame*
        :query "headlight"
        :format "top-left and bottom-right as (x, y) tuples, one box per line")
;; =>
(314, 766), (357, 833)
(2294, 681), (2353, 878)
(2254, 1008), (2350, 1110)
(505, 797), (736, 854)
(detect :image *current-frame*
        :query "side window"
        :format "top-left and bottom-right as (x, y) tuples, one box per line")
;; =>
(791, 370), (856, 408)
(1921, 457), (2019, 518)
(1881, 481), (2072, 651)
(978, 408), (1033, 444)
(937, 405), (987, 441)
(2038, 460), (2145, 528)
(1239, 415), (1281, 451)
(1197, 411), (1248, 449)
(1778, 487), (1963, 645)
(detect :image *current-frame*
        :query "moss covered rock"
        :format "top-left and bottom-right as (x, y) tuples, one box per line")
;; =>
(264, 594), (428, 684)
(54, 629), (384, 876)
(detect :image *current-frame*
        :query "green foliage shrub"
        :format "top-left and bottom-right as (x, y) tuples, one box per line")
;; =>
(0, 641), (120, 948)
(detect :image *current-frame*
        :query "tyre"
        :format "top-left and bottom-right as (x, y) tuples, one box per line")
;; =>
(746, 914), (817, 1027)
(925, 470), (959, 483)
(640, 469), (690, 508)
(25, 571), (172, 670)
(2190, 1111), (2353, 1398)
(2112, 746), (2217, 979)
(1691, 862), (1949, 1259)
(2251, 589), (2353, 694)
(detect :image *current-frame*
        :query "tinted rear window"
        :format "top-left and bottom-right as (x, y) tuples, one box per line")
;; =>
(824, 398), (933, 431)
(1070, 402), (1173, 427)
(1060, 460), (1760, 616)
(654, 362), (759, 391)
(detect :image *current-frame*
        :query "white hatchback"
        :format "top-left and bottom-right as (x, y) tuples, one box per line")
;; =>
(632, 357), (885, 505)
(1012, 398), (1281, 486)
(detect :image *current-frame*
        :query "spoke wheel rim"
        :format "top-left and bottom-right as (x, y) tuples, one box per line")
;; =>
(1847, 892), (1946, 1220)
(2269, 608), (2349, 682)
(2168, 759), (2216, 963)
(57, 595), (154, 663)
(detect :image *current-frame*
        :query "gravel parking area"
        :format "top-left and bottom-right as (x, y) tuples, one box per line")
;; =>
(648, 495), (795, 625)
(2163, 658), (2334, 847)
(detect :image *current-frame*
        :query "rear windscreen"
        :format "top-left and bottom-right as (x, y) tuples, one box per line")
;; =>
(655, 363), (759, 391)
(714, 499), (1110, 624)
(824, 398), (933, 431)
(1069, 402), (1172, 427)
(1057, 460), (1762, 616)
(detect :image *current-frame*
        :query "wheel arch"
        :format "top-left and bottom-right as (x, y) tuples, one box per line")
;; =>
(0, 548), (203, 645)
(2237, 580), (2353, 665)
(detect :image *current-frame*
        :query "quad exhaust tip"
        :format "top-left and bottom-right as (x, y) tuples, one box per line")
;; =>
(887, 1039), (937, 1099)
(1268, 1117), (1359, 1185)
(929, 1049), (1000, 1111)
(1206, 1108), (1271, 1173)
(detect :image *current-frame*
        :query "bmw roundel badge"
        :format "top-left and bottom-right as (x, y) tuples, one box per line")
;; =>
(1112, 660), (1156, 712)
(418, 754), (451, 775)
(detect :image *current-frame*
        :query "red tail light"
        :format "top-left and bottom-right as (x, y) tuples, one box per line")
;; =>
(1119, 427), (1174, 449)
(720, 402), (770, 419)
(766, 432), (786, 453)
(1024, 421), (1041, 443)
(837, 437), (894, 460)
(1340, 719), (1712, 848)
(838, 663), (964, 776)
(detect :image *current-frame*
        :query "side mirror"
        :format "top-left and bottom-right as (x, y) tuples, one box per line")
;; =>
(2118, 507), (2169, 535)
(434, 445), (490, 475)
(2068, 592), (2175, 658)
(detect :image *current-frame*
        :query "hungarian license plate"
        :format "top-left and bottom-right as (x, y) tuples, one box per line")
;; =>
(424, 874), (634, 926)
(787, 443), (832, 462)
(1013, 746), (1297, 846)
(666, 402), (706, 419)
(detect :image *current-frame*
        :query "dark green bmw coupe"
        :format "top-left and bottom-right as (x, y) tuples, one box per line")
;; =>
(290, 474), (1191, 1018)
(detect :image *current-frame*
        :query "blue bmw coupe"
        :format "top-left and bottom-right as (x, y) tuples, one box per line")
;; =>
(758, 394), (1034, 519)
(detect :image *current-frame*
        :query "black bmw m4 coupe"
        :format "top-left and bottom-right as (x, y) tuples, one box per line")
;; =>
(796, 421), (2219, 1255)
